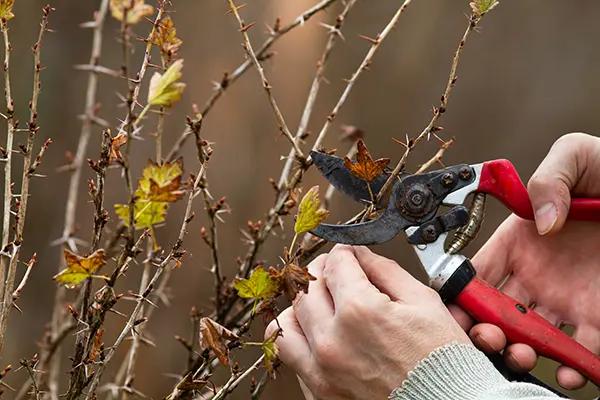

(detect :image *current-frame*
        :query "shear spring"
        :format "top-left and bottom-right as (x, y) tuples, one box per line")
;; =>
(447, 192), (486, 254)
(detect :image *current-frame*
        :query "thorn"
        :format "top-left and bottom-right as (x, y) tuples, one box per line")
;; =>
(358, 34), (379, 45)
(240, 21), (256, 33)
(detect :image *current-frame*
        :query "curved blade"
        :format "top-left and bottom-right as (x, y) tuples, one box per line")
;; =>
(310, 150), (390, 203)
(311, 208), (408, 245)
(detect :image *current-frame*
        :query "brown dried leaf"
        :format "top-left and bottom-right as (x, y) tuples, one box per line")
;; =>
(269, 264), (316, 301)
(343, 140), (390, 182)
(109, 132), (128, 163)
(87, 329), (104, 362)
(151, 16), (183, 58)
(199, 317), (239, 366)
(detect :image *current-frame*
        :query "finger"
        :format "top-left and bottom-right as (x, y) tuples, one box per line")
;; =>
(468, 323), (507, 354)
(266, 307), (312, 372)
(503, 343), (538, 373)
(293, 254), (334, 346)
(530, 304), (561, 326)
(352, 246), (428, 302)
(498, 278), (532, 307)
(556, 324), (600, 390)
(447, 303), (475, 331)
(527, 133), (600, 235)
(472, 217), (515, 285)
(322, 244), (378, 306)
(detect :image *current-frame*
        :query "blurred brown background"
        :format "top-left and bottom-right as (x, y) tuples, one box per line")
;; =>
(1, 0), (599, 398)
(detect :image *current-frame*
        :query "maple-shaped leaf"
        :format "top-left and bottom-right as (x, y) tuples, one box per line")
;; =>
(148, 59), (186, 107)
(0, 0), (15, 20)
(470, 0), (499, 16)
(110, 0), (154, 24)
(109, 132), (128, 163)
(269, 263), (316, 301)
(151, 16), (183, 58)
(261, 334), (280, 373)
(115, 200), (168, 229)
(199, 317), (239, 366)
(234, 267), (279, 301)
(136, 159), (184, 202)
(344, 140), (390, 183)
(54, 249), (107, 288)
(294, 186), (329, 234)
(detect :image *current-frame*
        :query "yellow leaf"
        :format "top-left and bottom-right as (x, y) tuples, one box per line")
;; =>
(294, 186), (329, 234)
(343, 140), (390, 183)
(0, 0), (15, 20)
(54, 249), (107, 288)
(151, 16), (182, 57)
(148, 59), (186, 107)
(469, 0), (499, 16)
(136, 159), (184, 202)
(261, 334), (279, 373)
(234, 267), (278, 301)
(110, 0), (154, 24)
(115, 200), (168, 229)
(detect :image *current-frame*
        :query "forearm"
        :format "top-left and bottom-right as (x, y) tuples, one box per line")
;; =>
(390, 343), (560, 400)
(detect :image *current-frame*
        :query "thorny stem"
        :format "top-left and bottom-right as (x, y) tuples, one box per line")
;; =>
(278, 0), (359, 189)
(377, 13), (481, 202)
(225, 0), (304, 160)
(48, 0), (109, 395)
(311, 0), (414, 153)
(209, 355), (265, 400)
(0, 6), (52, 355)
(415, 138), (454, 174)
(166, 0), (338, 161)
(0, 17), (15, 336)
(85, 163), (207, 399)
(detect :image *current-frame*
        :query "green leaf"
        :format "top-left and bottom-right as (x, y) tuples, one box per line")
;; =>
(115, 200), (168, 229)
(294, 186), (329, 234)
(148, 59), (186, 107)
(469, 0), (499, 16)
(234, 267), (278, 301)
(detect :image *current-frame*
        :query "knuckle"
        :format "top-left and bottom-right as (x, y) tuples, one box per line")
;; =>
(556, 132), (590, 146)
(313, 339), (339, 368)
(264, 319), (279, 341)
(338, 298), (369, 324)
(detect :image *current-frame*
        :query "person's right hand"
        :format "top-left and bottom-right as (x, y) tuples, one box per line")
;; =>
(449, 132), (600, 390)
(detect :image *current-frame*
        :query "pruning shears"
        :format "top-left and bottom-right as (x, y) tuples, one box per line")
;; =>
(309, 151), (600, 386)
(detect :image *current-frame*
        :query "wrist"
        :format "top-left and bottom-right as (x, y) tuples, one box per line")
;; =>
(389, 342), (507, 400)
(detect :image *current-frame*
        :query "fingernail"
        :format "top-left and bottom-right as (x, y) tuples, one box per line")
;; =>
(535, 202), (558, 235)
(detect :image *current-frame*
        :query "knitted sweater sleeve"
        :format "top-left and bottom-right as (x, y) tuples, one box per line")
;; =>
(389, 343), (562, 400)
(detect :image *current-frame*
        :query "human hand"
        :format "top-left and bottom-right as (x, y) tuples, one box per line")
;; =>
(450, 132), (600, 390)
(266, 244), (469, 400)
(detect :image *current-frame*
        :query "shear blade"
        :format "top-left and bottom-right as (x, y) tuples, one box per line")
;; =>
(310, 150), (391, 204)
(311, 208), (408, 245)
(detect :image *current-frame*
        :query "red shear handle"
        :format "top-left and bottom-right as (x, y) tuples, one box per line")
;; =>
(455, 278), (600, 386)
(478, 159), (600, 221)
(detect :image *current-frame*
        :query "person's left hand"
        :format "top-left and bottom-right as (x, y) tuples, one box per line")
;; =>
(265, 244), (469, 400)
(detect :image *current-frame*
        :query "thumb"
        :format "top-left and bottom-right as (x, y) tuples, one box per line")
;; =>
(527, 134), (589, 235)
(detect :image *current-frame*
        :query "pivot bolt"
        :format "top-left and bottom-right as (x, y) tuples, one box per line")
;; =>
(459, 167), (472, 181)
(441, 172), (456, 188)
(422, 224), (437, 243)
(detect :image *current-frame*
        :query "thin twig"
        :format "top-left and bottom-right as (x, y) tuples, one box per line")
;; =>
(225, 0), (304, 159)
(210, 355), (264, 400)
(278, 0), (359, 189)
(166, 0), (338, 161)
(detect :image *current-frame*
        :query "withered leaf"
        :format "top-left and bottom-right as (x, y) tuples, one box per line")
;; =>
(54, 249), (107, 288)
(344, 139), (390, 182)
(109, 132), (128, 163)
(137, 159), (184, 202)
(269, 264), (316, 301)
(87, 328), (104, 362)
(0, 0), (15, 20)
(110, 0), (154, 24)
(294, 186), (329, 234)
(199, 317), (239, 366)
(151, 16), (183, 57)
